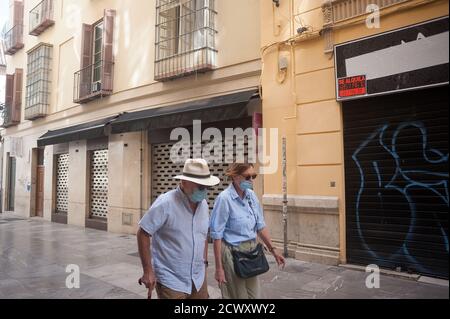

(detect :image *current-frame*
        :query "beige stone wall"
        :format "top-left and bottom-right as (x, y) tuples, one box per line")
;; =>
(108, 132), (145, 234)
(67, 140), (88, 227)
(263, 195), (340, 265)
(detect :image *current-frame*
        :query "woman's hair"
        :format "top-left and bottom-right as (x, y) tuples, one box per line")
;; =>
(225, 163), (254, 179)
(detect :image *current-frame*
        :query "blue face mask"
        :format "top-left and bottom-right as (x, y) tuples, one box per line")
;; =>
(189, 188), (208, 203)
(240, 180), (253, 191)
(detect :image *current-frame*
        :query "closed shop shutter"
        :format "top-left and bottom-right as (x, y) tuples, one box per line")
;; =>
(55, 153), (69, 214)
(90, 149), (109, 218)
(152, 138), (249, 210)
(343, 86), (449, 278)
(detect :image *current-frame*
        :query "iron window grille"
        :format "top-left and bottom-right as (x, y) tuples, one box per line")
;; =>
(155, 0), (217, 81)
(25, 43), (52, 120)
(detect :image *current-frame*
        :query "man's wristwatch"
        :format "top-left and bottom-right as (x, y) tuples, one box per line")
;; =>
(268, 246), (276, 253)
(204, 261), (209, 267)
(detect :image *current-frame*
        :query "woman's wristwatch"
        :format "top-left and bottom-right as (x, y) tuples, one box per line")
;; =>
(204, 260), (209, 267)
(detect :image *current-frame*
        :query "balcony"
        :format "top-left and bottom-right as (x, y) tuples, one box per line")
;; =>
(73, 60), (114, 104)
(29, 0), (55, 36)
(1, 104), (20, 128)
(154, 0), (217, 81)
(3, 24), (24, 55)
(0, 103), (4, 127)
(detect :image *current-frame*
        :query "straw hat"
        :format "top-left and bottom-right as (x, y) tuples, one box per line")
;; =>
(174, 159), (220, 186)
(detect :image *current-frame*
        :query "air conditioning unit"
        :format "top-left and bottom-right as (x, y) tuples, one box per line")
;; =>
(92, 81), (102, 93)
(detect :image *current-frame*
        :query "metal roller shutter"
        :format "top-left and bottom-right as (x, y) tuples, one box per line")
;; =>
(344, 86), (449, 278)
(55, 153), (69, 214)
(90, 149), (109, 218)
(152, 138), (249, 210)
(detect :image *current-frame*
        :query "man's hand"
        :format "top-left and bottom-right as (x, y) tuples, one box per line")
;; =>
(215, 267), (227, 285)
(138, 270), (156, 299)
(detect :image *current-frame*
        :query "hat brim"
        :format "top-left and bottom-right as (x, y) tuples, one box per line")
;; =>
(174, 175), (220, 187)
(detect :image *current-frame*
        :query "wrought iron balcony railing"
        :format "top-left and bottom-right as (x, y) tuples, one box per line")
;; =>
(29, 0), (55, 36)
(0, 103), (5, 127)
(73, 60), (114, 104)
(3, 24), (24, 55)
(1, 103), (20, 128)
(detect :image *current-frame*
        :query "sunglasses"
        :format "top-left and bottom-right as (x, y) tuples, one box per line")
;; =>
(241, 174), (257, 181)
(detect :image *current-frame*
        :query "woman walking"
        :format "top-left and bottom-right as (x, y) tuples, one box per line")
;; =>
(210, 163), (285, 299)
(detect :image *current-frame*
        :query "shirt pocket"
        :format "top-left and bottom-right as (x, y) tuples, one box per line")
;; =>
(229, 216), (251, 235)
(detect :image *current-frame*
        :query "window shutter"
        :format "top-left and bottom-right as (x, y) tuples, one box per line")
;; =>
(80, 23), (93, 98)
(13, 0), (24, 44)
(5, 75), (14, 106)
(101, 9), (115, 92)
(12, 68), (23, 123)
(13, 1), (24, 25)
(42, 0), (52, 21)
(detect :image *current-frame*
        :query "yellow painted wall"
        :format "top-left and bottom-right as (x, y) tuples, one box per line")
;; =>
(261, 0), (449, 263)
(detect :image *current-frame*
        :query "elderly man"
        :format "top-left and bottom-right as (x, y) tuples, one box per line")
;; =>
(137, 159), (220, 299)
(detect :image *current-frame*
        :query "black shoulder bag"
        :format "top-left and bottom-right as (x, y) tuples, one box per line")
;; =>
(229, 196), (269, 279)
(231, 243), (269, 279)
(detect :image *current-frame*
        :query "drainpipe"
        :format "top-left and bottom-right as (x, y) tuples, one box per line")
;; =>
(282, 137), (288, 258)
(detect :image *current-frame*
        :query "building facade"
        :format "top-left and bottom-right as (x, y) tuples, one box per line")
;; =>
(261, 0), (448, 278)
(1, 0), (448, 280)
(1, 0), (263, 233)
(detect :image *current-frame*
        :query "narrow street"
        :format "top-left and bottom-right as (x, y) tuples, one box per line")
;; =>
(0, 213), (447, 299)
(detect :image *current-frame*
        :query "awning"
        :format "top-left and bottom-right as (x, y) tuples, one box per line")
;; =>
(110, 89), (258, 134)
(37, 115), (118, 147)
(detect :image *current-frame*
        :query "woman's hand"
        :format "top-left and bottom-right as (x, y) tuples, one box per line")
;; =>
(272, 251), (286, 269)
(215, 267), (227, 285)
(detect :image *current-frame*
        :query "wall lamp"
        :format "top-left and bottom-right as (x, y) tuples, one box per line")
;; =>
(273, 0), (280, 7)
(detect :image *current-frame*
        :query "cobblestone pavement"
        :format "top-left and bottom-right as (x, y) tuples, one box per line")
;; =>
(0, 213), (448, 299)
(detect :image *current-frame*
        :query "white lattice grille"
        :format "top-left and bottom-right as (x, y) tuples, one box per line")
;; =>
(56, 153), (69, 213)
(152, 137), (250, 210)
(90, 149), (109, 218)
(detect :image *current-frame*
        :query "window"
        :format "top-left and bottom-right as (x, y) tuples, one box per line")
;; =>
(25, 43), (52, 120)
(73, 10), (115, 104)
(155, 0), (217, 81)
(92, 21), (103, 84)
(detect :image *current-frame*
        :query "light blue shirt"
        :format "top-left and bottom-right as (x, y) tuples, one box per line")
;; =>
(210, 184), (266, 246)
(138, 186), (209, 294)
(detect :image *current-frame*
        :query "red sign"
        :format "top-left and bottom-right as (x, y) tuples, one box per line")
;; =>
(338, 75), (367, 98)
